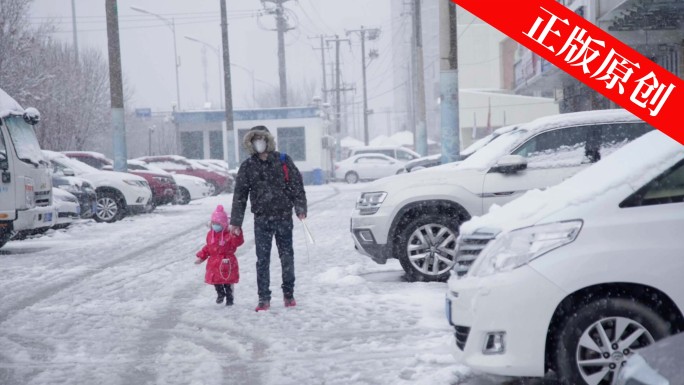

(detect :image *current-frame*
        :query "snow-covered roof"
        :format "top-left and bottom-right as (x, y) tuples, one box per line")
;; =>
(341, 136), (364, 148)
(62, 151), (111, 161)
(136, 154), (189, 163)
(369, 135), (400, 147)
(390, 130), (437, 146)
(518, 108), (639, 134)
(0, 88), (24, 118)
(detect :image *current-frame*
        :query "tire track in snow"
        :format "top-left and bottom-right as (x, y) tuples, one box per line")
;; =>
(0, 186), (340, 385)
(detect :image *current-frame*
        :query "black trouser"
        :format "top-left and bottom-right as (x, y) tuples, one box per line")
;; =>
(254, 216), (295, 301)
(214, 284), (233, 299)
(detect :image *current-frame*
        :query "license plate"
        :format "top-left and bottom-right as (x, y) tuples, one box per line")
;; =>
(445, 297), (453, 326)
(43, 212), (52, 223)
(92, 202), (97, 213)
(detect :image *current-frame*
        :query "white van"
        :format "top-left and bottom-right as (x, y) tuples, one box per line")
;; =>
(0, 88), (55, 248)
(347, 145), (420, 162)
(446, 130), (684, 383)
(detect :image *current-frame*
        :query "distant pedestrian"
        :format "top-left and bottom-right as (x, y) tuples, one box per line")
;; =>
(229, 125), (307, 312)
(195, 205), (244, 306)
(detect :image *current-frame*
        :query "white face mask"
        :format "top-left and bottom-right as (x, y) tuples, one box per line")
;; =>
(253, 139), (267, 153)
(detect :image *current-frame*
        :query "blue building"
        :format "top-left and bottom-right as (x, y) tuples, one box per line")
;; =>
(173, 106), (333, 184)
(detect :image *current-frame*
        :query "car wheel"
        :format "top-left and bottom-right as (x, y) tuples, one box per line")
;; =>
(95, 192), (123, 223)
(178, 187), (191, 205)
(555, 298), (671, 385)
(144, 201), (156, 214)
(207, 181), (218, 196)
(345, 171), (359, 184)
(396, 214), (460, 282)
(0, 230), (11, 248)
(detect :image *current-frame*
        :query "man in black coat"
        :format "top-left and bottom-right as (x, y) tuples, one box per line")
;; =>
(229, 125), (307, 311)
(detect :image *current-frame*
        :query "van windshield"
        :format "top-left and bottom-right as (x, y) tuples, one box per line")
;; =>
(4, 115), (45, 166)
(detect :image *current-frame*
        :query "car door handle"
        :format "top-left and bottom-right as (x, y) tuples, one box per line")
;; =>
(479, 191), (517, 198)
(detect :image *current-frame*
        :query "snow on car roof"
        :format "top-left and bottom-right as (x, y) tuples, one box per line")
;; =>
(0, 88), (24, 118)
(136, 154), (189, 162)
(518, 108), (639, 134)
(461, 130), (683, 234)
(62, 151), (111, 161)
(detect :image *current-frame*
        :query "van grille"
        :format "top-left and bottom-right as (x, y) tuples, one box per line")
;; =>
(454, 325), (470, 351)
(35, 190), (51, 207)
(454, 229), (498, 276)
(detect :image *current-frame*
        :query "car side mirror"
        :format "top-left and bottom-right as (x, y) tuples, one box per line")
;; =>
(491, 155), (527, 174)
(102, 165), (114, 171)
(63, 168), (76, 177)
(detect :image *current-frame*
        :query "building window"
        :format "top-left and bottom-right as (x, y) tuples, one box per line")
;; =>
(181, 131), (203, 159)
(209, 131), (223, 159)
(277, 127), (306, 161)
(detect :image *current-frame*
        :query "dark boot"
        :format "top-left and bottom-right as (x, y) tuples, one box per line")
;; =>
(225, 285), (234, 306)
(284, 292), (296, 308)
(214, 285), (225, 304)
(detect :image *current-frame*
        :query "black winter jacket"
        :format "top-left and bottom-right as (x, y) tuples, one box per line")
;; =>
(230, 151), (307, 226)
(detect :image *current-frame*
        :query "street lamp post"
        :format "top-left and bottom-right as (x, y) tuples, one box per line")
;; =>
(185, 36), (224, 109)
(131, 6), (182, 111)
(148, 125), (155, 155)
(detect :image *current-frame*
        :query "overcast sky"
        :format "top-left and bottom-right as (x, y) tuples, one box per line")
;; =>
(31, 0), (394, 115)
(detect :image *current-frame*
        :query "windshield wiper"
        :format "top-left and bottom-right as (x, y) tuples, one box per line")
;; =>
(19, 157), (39, 167)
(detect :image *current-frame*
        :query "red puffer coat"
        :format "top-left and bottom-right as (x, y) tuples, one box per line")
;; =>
(196, 229), (244, 284)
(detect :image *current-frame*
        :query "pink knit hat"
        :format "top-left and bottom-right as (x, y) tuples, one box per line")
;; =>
(210, 205), (229, 227)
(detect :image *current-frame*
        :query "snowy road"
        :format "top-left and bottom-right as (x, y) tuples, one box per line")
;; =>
(0, 184), (549, 385)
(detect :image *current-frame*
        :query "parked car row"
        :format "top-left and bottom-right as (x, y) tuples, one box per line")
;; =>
(15, 151), (222, 237)
(349, 109), (683, 384)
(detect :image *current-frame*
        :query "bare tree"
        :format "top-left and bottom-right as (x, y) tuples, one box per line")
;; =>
(254, 78), (319, 108)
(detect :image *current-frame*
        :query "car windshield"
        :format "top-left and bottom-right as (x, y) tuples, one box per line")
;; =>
(51, 155), (99, 174)
(457, 129), (529, 170)
(4, 115), (45, 166)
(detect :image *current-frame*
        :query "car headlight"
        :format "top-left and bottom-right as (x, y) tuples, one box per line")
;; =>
(24, 178), (35, 209)
(194, 180), (204, 186)
(356, 192), (387, 215)
(123, 179), (140, 186)
(471, 220), (582, 277)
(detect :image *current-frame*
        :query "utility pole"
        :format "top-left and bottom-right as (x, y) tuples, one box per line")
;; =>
(309, 35), (332, 103)
(439, 0), (460, 163)
(262, 0), (293, 107)
(105, 0), (127, 172)
(412, 0), (428, 156)
(220, 0), (235, 166)
(326, 35), (350, 160)
(347, 26), (381, 146)
(71, 0), (79, 62)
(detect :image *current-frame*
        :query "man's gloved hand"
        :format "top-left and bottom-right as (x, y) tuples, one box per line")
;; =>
(194, 258), (203, 265)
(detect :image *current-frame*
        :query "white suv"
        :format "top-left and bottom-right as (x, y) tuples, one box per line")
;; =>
(43, 151), (152, 223)
(446, 130), (684, 383)
(350, 109), (653, 281)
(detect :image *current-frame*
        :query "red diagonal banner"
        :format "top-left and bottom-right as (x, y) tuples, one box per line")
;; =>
(452, 0), (684, 146)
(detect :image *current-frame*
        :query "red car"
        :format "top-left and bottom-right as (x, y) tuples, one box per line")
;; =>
(62, 151), (178, 208)
(135, 155), (233, 195)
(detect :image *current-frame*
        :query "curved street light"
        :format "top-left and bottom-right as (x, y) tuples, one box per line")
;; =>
(131, 6), (182, 111)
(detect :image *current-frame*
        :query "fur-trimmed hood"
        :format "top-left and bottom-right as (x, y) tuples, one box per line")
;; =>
(243, 125), (276, 155)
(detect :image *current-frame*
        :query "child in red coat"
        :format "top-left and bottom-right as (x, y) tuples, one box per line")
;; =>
(195, 205), (244, 306)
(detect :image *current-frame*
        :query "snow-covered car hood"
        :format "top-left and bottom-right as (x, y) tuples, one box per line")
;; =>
(171, 173), (207, 184)
(80, 170), (147, 187)
(460, 131), (684, 235)
(365, 161), (483, 193)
